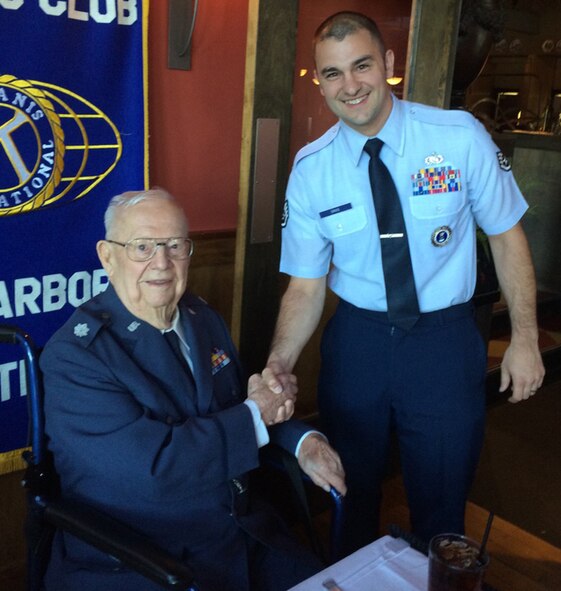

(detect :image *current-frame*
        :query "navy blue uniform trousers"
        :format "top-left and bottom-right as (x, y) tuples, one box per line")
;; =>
(318, 299), (487, 556)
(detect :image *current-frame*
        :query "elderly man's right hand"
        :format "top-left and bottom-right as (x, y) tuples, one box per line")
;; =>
(247, 373), (297, 426)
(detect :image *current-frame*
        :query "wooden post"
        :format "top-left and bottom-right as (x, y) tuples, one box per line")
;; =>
(232, 0), (299, 374)
(404, 0), (463, 108)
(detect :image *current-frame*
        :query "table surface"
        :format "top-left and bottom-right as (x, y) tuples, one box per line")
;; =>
(289, 535), (428, 591)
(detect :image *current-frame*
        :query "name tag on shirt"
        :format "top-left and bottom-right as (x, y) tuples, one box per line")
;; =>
(319, 202), (352, 218)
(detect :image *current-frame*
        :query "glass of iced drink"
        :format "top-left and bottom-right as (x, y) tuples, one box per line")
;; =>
(428, 533), (489, 591)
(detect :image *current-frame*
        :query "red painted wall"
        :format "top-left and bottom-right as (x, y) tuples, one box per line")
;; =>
(148, 0), (249, 232)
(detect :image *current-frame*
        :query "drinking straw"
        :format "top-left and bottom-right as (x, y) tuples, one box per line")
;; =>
(478, 510), (494, 562)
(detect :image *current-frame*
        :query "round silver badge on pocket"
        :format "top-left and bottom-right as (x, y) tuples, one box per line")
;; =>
(431, 226), (452, 247)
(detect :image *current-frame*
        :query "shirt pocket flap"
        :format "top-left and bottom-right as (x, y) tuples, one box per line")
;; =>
(409, 193), (465, 219)
(318, 204), (367, 238)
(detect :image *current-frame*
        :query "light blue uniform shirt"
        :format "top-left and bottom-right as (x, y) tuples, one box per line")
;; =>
(280, 96), (528, 312)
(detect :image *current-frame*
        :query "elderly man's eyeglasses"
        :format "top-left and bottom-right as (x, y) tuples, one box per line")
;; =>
(106, 237), (194, 262)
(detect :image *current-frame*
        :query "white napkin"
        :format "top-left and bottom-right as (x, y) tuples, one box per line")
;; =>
(288, 535), (428, 591)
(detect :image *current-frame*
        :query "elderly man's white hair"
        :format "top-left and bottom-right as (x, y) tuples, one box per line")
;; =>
(104, 188), (182, 238)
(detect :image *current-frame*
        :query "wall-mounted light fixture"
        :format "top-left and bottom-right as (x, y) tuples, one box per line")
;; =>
(168, 0), (199, 71)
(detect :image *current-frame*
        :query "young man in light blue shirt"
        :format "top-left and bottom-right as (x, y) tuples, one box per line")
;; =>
(264, 11), (544, 556)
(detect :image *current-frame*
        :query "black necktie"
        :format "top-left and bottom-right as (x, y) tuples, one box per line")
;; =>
(364, 138), (420, 330)
(164, 330), (195, 384)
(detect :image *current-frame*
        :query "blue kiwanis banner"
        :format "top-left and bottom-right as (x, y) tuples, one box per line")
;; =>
(0, 1), (149, 473)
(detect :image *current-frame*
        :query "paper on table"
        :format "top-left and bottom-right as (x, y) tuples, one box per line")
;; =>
(288, 535), (428, 591)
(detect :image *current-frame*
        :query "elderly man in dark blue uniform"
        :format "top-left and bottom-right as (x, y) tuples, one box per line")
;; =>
(41, 188), (346, 591)
(264, 11), (544, 557)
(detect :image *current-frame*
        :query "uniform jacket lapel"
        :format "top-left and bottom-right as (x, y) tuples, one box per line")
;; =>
(179, 300), (213, 415)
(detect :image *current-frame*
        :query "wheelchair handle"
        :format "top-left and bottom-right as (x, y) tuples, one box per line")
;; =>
(0, 325), (21, 344)
(0, 325), (45, 464)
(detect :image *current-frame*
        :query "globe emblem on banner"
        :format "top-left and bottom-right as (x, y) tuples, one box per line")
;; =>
(0, 75), (122, 216)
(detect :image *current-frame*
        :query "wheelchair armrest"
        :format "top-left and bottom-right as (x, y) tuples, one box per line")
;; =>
(38, 497), (198, 590)
(261, 443), (344, 502)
